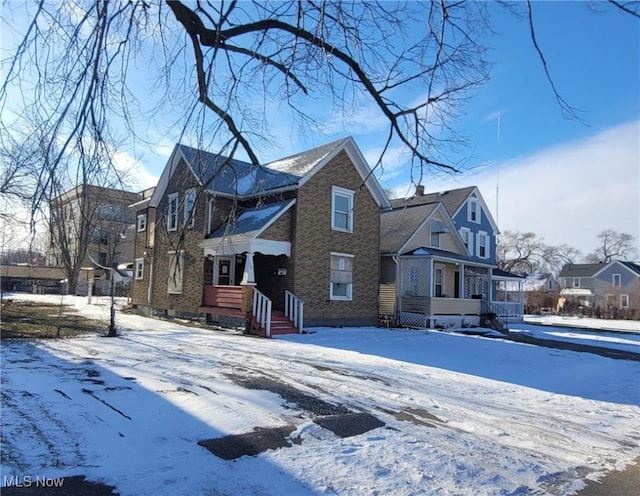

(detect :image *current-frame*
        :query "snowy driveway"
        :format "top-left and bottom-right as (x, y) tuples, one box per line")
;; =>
(1, 297), (640, 495)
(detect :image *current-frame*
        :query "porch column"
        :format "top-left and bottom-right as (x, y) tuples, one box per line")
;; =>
(241, 252), (256, 286)
(459, 263), (465, 299)
(428, 258), (434, 297)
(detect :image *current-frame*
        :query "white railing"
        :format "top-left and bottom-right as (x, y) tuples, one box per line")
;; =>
(252, 288), (272, 338)
(491, 301), (524, 323)
(284, 290), (304, 333)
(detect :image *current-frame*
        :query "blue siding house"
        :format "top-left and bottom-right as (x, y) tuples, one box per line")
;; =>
(380, 185), (523, 329)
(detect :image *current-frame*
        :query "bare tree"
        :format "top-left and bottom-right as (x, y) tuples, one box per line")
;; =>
(584, 229), (636, 263)
(497, 231), (581, 275)
(1, 1), (637, 221)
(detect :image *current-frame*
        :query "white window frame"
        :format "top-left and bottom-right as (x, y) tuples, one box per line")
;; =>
(207, 198), (215, 235)
(184, 188), (196, 228)
(476, 231), (489, 259)
(468, 198), (480, 224)
(330, 252), (353, 301)
(134, 258), (144, 280)
(137, 213), (147, 232)
(167, 193), (179, 232)
(612, 273), (621, 287)
(331, 186), (354, 233)
(460, 227), (472, 254)
(573, 277), (580, 288)
(167, 250), (184, 294)
(620, 294), (629, 308)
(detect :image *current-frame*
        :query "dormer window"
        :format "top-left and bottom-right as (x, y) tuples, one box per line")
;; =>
(468, 198), (480, 224)
(332, 186), (354, 233)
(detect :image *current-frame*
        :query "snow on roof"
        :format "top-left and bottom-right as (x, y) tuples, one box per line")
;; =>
(209, 201), (292, 242)
(264, 138), (348, 176)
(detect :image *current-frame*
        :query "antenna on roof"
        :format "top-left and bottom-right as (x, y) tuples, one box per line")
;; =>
(496, 114), (501, 228)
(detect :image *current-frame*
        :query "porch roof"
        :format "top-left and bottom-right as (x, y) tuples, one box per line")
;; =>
(202, 200), (294, 257)
(400, 247), (495, 266)
(492, 268), (525, 280)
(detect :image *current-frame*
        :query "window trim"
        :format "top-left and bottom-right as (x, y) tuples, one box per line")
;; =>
(612, 273), (621, 287)
(167, 193), (179, 232)
(137, 213), (147, 232)
(207, 198), (215, 235)
(184, 188), (196, 228)
(620, 294), (629, 308)
(167, 250), (184, 294)
(468, 197), (481, 224)
(134, 258), (144, 280)
(459, 227), (472, 254)
(331, 186), (354, 233)
(329, 251), (354, 301)
(572, 277), (580, 288)
(434, 265), (445, 297)
(476, 231), (489, 259)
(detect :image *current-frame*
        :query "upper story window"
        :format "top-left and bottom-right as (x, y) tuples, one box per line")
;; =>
(167, 193), (179, 231)
(572, 277), (580, 288)
(184, 188), (196, 228)
(612, 273), (621, 287)
(476, 231), (489, 259)
(330, 252), (353, 300)
(460, 227), (472, 254)
(207, 198), (215, 235)
(331, 186), (354, 233)
(137, 213), (147, 232)
(431, 219), (447, 248)
(468, 198), (480, 224)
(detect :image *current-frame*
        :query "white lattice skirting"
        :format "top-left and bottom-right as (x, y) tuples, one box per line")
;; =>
(399, 312), (480, 329)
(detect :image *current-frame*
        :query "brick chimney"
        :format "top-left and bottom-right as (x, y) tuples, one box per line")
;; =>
(415, 184), (425, 196)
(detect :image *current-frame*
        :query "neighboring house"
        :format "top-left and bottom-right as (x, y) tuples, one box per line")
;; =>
(130, 137), (390, 336)
(559, 261), (640, 317)
(522, 273), (560, 314)
(48, 184), (142, 295)
(0, 264), (65, 294)
(380, 186), (523, 329)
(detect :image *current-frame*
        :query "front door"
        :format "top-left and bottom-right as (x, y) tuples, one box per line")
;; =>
(214, 256), (235, 285)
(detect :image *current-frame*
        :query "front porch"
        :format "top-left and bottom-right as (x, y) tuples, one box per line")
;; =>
(393, 253), (523, 329)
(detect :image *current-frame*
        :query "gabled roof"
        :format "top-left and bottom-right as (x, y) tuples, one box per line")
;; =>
(202, 200), (295, 257)
(380, 203), (439, 254)
(390, 186), (475, 215)
(523, 272), (555, 291)
(150, 138), (391, 209)
(390, 185), (498, 233)
(620, 261), (640, 276)
(558, 263), (607, 278)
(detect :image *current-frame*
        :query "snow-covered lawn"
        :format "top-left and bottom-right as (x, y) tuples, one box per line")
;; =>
(525, 314), (640, 333)
(1, 294), (639, 496)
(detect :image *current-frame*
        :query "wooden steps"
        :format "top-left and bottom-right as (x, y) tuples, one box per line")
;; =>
(250, 310), (299, 337)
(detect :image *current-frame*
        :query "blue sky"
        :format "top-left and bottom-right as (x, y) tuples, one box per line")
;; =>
(2, 1), (639, 257)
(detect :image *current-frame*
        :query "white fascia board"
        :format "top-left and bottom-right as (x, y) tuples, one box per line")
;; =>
(298, 137), (391, 209)
(149, 145), (185, 208)
(202, 238), (291, 257)
(592, 260), (640, 279)
(450, 186), (499, 234)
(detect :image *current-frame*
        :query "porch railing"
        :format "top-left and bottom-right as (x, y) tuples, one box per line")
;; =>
(491, 301), (523, 323)
(284, 290), (304, 333)
(252, 288), (272, 338)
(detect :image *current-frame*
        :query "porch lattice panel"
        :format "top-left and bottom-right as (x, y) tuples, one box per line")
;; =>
(399, 258), (429, 297)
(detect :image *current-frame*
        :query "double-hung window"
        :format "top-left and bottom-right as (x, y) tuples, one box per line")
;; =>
(468, 198), (480, 223)
(477, 231), (489, 259)
(612, 274), (621, 287)
(621, 294), (629, 308)
(135, 258), (144, 280)
(137, 213), (147, 232)
(167, 193), (179, 231)
(167, 250), (184, 294)
(184, 188), (196, 228)
(460, 227), (472, 254)
(330, 252), (353, 300)
(331, 186), (354, 232)
(573, 277), (580, 288)
(434, 266), (444, 297)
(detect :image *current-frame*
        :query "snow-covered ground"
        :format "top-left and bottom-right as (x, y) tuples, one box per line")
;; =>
(525, 314), (640, 333)
(1, 294), (639, 496)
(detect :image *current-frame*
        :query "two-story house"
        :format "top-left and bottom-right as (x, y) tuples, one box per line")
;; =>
(559, 261), (640, 317)
(380, 186), (523, 328)
(130, 137), (390, 336)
